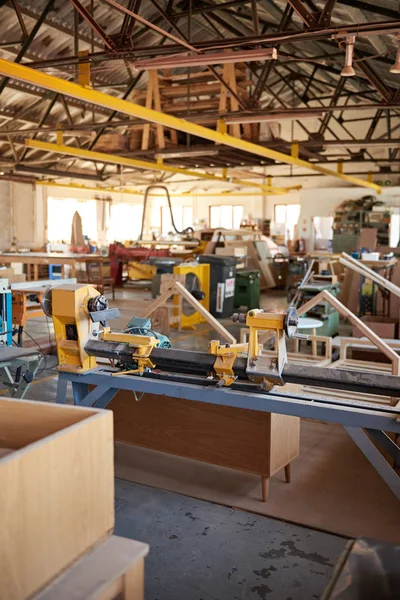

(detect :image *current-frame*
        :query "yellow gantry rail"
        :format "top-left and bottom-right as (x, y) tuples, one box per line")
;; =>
(36, 181), (286, 197)
(0, 58), (381, 194)
(26, 139), (290, 195)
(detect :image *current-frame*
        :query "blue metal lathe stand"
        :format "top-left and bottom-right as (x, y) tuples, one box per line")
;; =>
(56, 367), (400, 501)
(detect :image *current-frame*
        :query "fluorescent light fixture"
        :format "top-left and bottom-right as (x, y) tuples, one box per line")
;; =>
(224, 111), (326, 124)
(133, 48), (278, 71)
(155, 149), (219, 159)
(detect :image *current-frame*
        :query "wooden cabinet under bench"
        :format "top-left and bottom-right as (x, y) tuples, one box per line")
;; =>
(109, 390), (300, 501)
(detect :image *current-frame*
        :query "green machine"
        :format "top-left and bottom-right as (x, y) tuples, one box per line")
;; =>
(297, 281), (341, 337)
(234, 270), (261, 310)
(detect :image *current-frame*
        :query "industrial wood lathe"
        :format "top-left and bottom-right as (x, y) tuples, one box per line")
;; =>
(45, 284), (400, 501)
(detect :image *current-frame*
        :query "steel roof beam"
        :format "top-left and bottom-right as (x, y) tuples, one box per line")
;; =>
(11, 0), (28, 40)
(23, 139), (292, 195)
(287, 0), (318, 27)
(250, 3), (293, 106)
(0, 0), (56, 97)
(69, 0), (117, 50)
(0, 58), (380, 191)
(118, 0), (142, 44)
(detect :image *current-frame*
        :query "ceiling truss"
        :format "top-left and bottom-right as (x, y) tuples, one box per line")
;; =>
(0, 0), (399, 188)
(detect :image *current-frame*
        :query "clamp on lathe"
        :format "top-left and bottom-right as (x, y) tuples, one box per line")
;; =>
(208, 340), (249, 387)
(232, 307), (308, 390)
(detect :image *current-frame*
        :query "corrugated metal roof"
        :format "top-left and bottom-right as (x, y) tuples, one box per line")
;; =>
(0, 0), (399, 182)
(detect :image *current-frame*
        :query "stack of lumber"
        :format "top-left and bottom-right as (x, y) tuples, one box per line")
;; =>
(0, 398), (149, 600)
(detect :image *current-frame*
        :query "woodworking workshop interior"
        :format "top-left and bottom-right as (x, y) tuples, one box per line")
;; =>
(2, 0), (400, 598)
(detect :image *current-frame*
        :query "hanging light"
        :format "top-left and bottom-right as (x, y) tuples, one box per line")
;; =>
(341, 35), (356, 77)
(390, 36), (400, 73)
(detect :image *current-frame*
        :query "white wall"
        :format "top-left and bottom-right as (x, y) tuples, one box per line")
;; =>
(0, 180), (13, 250)
(40, 184), (265, 240)
(265, 187), (400, 221)
(36, 182), (400, 246)
(0, 180), (42, 250)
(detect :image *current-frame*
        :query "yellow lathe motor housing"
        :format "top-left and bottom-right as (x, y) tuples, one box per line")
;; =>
(46, 284), (101, 373)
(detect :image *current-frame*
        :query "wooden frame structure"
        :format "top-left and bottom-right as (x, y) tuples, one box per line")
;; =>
(141, 278), (236, 344)
(298, 290), (400, 408)
(240, 328), (333, 368)
(298, 290), (400, 375)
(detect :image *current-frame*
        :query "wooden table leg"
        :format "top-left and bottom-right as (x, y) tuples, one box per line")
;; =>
(33, 264), (39, 280)
(261, 475), (269, 502)
(284, 463), (291, 483)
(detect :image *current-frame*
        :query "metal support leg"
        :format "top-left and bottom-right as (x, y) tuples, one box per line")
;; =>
(90, 386), (118, 409)
(14, 356), (42, 399)
(15, 325), (24, 383)
(365, 429), (400, 465)
(56, 377), (69, 404)
(72, 382), (118, 408)
(72, 381), (90, 405)
(344, 426), (400, 500)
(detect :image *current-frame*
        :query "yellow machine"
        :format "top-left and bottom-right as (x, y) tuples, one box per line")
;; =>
(43, 284), (163, 374)
(46, 284), (304, 390)
(127, 261), (156, 281)
(173, 262), (210, 329)
(43, 284), (100, 372)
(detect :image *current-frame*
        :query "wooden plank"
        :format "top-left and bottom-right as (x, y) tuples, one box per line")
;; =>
(174, 281), (236, 343)
(140, 288), (175, 319)
(150, 70), (165, 150)
(34, 536), (148, 600)
(302, 385), (393, 407)
(141, 75), (154, 151)
(141, 279), (235, 342)
(258, 259), (276, 289)
(340, 253), (400, 298)
(226, 63), (241, 139)
(218, 64), (228, 114)
(0, 398), (114, 600)
(339, 336), (400, 361)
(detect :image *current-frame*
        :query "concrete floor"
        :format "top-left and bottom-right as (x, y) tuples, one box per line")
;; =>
(115, 479), (346, 600)
(9, 288), (349, 599)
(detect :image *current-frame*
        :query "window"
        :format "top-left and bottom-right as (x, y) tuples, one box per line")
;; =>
(47, 197), (97, 242)
(109, 203), (143, 242)
(274, 204), (301, 239)
(210, 205), (244, 229)
(161, 205), (193, 236)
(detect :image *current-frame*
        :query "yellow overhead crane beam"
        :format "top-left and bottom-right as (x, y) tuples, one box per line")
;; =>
(26, 139), (290, 194)
(36, 181), (283, 197)
(0, 58), (381, 194)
